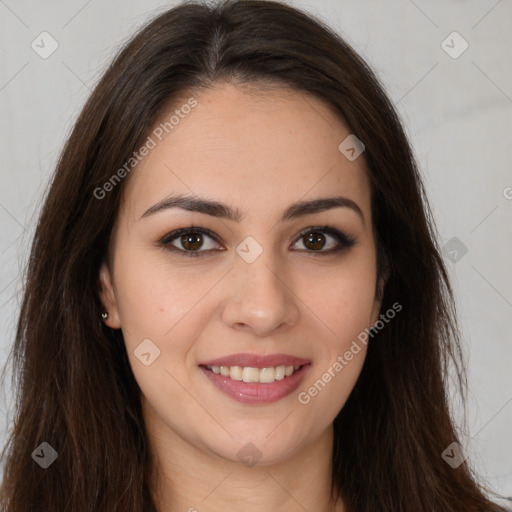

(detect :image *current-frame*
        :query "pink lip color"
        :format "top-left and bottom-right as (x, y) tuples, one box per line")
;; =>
(200, 353), (311, 368)
(199, 363), (311, 404)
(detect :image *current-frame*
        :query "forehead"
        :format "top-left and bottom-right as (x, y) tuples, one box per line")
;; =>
(121, 82), (371, 223)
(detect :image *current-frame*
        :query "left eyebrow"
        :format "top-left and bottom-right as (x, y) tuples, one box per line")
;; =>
(139, 194), (365, 225)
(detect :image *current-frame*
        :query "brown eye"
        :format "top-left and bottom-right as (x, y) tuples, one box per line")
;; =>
(161, 227), (221, 257)
(180, 233), (204, 251)
(160, 225), (355, 258)
(292, 226), (356, 255)
(303, 232), (327, 251)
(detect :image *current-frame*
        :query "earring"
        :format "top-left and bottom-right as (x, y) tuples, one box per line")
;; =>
(101, 312), (109, 320)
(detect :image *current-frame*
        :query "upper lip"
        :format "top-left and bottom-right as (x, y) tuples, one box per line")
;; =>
(199, 353), (311, 368)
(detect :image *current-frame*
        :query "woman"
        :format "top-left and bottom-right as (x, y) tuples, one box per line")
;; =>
(0, 1), (507, 510)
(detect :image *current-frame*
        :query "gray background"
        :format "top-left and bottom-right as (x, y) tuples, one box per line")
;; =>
(1, 0), (511, 502)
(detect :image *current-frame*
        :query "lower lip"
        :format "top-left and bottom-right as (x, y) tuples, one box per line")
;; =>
(199, 365), (311, 404)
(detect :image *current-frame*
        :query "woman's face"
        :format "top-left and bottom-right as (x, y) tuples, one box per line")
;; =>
(99, 82), (383, 465)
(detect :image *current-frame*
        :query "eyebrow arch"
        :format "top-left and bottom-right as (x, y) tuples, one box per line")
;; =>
(140, 194), (364, 225)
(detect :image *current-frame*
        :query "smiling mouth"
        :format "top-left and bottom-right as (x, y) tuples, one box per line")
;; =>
(203, 364), (304, 384)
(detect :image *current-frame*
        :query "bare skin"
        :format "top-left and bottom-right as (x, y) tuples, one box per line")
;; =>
(99, 82), (384, 511)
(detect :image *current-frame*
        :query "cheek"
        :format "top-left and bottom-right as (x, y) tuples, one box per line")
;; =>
(298, 256), (376, 408)
(113, 263), (204, 415)
(309, 258), (378, 340)
(111, 250), (220, 394)
(296, 272), (374, 427)
(112, 249), (206, 337)
(298, 346), (366, 435)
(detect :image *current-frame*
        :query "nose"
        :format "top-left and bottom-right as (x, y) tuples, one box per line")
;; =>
(220, 248), (300, 337)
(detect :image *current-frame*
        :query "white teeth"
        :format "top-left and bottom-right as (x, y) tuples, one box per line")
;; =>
(275, 365), (285, 380)
(205, 364), (303, 383)
(259, 367), (276, 383)
(230, 366), (243, 381)
(242, 367), (259, 383)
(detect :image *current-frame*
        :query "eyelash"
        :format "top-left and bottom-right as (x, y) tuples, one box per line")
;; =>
(159, 225), (356, 258)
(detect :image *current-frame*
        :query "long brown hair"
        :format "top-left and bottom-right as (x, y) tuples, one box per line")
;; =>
(0, 1), (506, 510)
